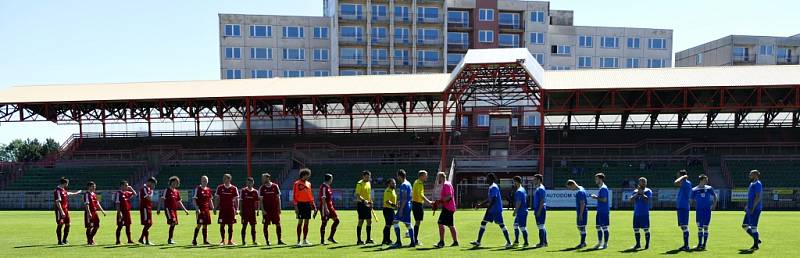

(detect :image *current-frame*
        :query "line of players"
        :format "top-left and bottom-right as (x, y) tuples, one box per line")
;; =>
(52, 168), (764, 251)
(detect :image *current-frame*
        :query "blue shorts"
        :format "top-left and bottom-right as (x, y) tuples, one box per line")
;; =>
(514, 211), (528, 227)
(394, 205), (411, 223)
(633, 213), (650, 229)
(743, 209), (761, 227)
(576, 210), (588, 226)
(483, 211), (504, 224)
(677, 208), (690, 226)
(596, 211), (609, 227)
(534, 209), (547, 225)
(696, 210), (712, 227)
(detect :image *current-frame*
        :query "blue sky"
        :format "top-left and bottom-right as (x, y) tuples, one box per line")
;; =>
(1, 0), (799, 144)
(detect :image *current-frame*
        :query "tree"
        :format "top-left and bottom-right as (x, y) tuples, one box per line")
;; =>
(2, 138), (61, 162)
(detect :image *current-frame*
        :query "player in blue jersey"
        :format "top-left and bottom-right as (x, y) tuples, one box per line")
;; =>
(743, 170), (762, 250)
(674, 169), (692, 251)
(691, 174), (717, 250)
(629, 177), (652, 250)
(391, 169), (416, 248)
(590, 173), (610, 250)
(511, 176), (529, 247)
(531, 174), (548, 248)
(470, 173), (512, 248)
(566, 180), (588, 248)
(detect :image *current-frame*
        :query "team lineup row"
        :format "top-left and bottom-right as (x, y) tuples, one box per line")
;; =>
(50, 168), (765, 252)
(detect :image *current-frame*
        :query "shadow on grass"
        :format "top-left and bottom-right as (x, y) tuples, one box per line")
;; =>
(328, 243), (359, 249)
(738, 249), (755, 254)
(620, 247), (645, 253)
(15, 244), (52, 249)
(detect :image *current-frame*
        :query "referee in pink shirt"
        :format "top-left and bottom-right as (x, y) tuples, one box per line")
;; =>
(434, 172), (459, 248)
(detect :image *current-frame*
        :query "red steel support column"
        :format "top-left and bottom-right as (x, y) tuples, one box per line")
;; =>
(245, 97), (253, 178)
(439, 93), (449, 172)
(538, 89), (545, 176)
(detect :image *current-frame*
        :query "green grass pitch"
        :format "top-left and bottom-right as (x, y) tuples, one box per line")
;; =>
(1, 210), (796, 257)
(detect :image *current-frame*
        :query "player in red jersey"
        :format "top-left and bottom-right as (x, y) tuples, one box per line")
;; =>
(157, 176), (189, 245)
(319, 173), (340, 245)
(83, 181), (106, 245)
(114, 180), (137, 245)
(54, 177), (82, 245)
(214, 173), (239, 245)
(192, 175), (214, 246)
(240, 177), (260, 245)
(137, 177), (157, 245)
(259, 172), (284, 245)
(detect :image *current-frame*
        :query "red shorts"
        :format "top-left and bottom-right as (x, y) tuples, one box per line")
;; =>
(85, 211), (100, 228)
(241, 210), (257, 225)
(165, 208), (178, 225)
(55, 209), (70, 225)
(263, 211), (280, 225)
(322, 207), (338, 220)
(140, 208), (152, 226)
(196, 210), (211, 225)
(218, 208), (237, 224)
(117, 210), (132, 226)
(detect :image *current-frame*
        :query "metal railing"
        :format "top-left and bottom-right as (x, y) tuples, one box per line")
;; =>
(447, 21), (470, 28)
(732, 54), (756, 64)
(339, 58), (367, 66)
(499, 23), (522, 30)
(777, 55), (800, 65)
(338, 14), (364, 21)
(339, 36), (366, 44)
(417, 60), (442, 67)
(447, 42), (469, 51)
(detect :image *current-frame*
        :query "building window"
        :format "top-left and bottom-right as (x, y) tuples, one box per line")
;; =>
(448, 32), (469, 46)
(600, 57), (619, 68)
(395, 28), (410, 43)
(251, 70), (273, 78)
(282, 48), (305, 61)
(499, 12), (520, 29)
(225, 69), (242, 79)
(313, 27), (329, 39)
(551, 45), (571, 56)
(579, 36), (593, 48)
(372, 4), (387, 20)
(477, 114), (489, 127)
(283, 70), (305, 78)
(340, 70), (362, 76)
(417, 50), (440, 67)
(313, 48), (329, 61)
(778, 48), (793, 61)
(372, 48), (388, 65)
(282, 26), (304, 38)
(224, 24), (241, 37)
(499, 34), (520, 47)
(479, 30), (494, 43)
(627, 37), (640, 49)
(696, 53), (703, 65)
(626, 58), (640, 68)
(371, 70), (388, 75)
(416, 28), (439, 43)
(225, 47), (241, 59)
(550, 65), (571, 70)
(578, 56), (592, 68)
(447, 53), (464, 66)
(249, 25), (271, 37)
(479, 9), (494, 21)
(529, 32), (544, 45)
(394, 49), (409, 65)
(759, 45), (774, 55)
(371, 27), (388, 43)
(448, 11), (469, 26)
(249, 48), (272, 60)
(648, 38), (667, 49)
(340, 48), (364, 64)
(600, 37), (619, 48)
(341, 26), (364, 42)
(313, 70), (330, 77)
(417, 7), (439, 22)
(532, 53), (544, 65)
(530, 11), (545, 23)
(647, 59), (666, 68)
(394, 6), (410, 22)
(341, 4), (363, 19)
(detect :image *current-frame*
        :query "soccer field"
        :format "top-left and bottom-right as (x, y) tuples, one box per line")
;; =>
(1, 210), (795, 258)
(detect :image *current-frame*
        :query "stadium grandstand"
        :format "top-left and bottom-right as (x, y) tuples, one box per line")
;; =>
(1, 48), (799, 211)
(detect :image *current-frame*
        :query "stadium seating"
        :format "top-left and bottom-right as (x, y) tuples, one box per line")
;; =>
(156, 164), (285, 190)
(724, 159), (800, 188)
(553, 160), (695, 188)
(304, 162), (439, 188)
(5, 165), (142, 190)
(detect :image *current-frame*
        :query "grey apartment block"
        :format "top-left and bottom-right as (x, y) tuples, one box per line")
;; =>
(676, 35), (800, 67)
(219, 0), (674, 79)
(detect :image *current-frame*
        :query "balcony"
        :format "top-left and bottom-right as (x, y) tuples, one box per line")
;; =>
(447, 42), (469, 52)
(417, 16), (443, 24)
(417, 60), (442, 67)
(339, 14), (365, 21)
(395, 16), (412, 24)
(371, 15), (390, 23)
(499, 23), (523, 31)
(340, 58), (367, 66)
(393, 59), (411, 66)
(499, 42), (521, 48)
(417, 38), (443, 46)
(371, 59), (390, 67)
(394, 37), (412, 45)
(371, 37), (389, 45)
(777, 55), (800, 65)
(447, 20), (471, 30)
(732, 55), (756, 64)
(339, 36), (366, 45)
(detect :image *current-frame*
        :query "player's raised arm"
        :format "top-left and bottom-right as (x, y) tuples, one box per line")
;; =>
(129, 185), (137, 196)
(674, 175), (687, 186)
(68, 190), (82, 196)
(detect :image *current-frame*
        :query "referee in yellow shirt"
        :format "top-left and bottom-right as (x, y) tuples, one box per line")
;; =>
(381, 178), (397, 245)
(354, 170), (374, 245)
(412, 170), (432, 246)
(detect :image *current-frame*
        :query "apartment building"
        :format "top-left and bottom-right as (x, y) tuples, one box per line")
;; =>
(220, 0), (673, 79)
(676, 34), (800, 67)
